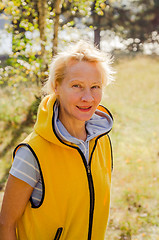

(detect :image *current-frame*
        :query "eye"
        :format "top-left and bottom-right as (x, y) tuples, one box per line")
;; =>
(72, 84), (81, 88)
(91, 85), (101, 89)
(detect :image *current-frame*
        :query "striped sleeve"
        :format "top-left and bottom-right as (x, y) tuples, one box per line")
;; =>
(10, 146), (40, 188)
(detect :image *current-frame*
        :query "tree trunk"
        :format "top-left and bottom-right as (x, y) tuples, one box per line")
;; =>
(37, 0), (48, 84)
(52, 0), (62, 56)
(37, 0), (47, 58)
(91, 0), (101, 49)
(94, 26), (100, 49)
(93, 14), (101, 49)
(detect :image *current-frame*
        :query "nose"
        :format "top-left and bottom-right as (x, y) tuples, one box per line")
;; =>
(81, 88), (94, 102)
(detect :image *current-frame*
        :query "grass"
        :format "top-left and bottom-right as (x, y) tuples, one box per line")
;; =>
(0, 55), (159, 239)
(0, 83), (41, 199)
(103, 55), (159, 239)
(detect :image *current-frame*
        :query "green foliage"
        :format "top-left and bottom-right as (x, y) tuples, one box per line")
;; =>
(0, 56), (45, 87)
(27, 95), (41, 122)
(120, 0), (159, 51)
(2, 0), (51, 86)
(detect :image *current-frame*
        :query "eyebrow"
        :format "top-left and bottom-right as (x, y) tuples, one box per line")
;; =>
(69, 79), (83, 82)
(91, 82), (102, 84)
(70, 79), (102, 84)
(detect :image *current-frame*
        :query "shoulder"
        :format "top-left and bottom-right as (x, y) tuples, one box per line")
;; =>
(10, 145), (40, 188)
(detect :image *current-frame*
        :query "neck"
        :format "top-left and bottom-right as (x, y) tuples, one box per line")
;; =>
(59, 116), (87, 141)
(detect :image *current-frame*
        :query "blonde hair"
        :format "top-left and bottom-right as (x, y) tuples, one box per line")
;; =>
(44, 40), (115, 94)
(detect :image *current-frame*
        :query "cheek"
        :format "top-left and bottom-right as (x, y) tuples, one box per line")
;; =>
(66, 91), (80, 102)
(60, 91), (79, 106)
(94, 91), (102, 104)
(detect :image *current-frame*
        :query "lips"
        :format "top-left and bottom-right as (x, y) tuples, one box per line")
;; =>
(76, 106), (92, 111)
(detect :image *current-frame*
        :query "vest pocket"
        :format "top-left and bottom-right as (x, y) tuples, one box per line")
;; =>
(53, 227), (63, 240)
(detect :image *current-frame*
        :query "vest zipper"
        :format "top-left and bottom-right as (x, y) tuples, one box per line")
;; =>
(52, 106), (99, 240)
(53, 227), (63, 240)
(87, 164), (91, 174)
(86, 163), (95, 240)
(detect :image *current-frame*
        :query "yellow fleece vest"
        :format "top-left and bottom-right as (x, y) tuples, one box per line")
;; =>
(14, 103), (113, 240)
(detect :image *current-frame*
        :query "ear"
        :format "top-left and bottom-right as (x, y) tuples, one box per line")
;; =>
(54, 81), (60, 95)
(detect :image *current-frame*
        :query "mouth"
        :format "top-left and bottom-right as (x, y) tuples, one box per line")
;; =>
(76, 106), (92, 112)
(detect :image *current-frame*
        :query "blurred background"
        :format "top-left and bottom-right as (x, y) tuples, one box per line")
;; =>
(0, 0), (159, 239)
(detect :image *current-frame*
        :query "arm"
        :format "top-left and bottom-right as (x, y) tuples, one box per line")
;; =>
(0, 174), (33, 240)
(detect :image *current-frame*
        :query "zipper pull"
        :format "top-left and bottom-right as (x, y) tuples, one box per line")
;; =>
(87, 165), (91, 174)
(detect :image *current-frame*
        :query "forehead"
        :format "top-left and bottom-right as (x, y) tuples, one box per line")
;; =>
(65, 60), (102, 82)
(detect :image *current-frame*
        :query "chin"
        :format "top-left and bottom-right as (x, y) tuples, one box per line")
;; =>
(72, 108), (96, 122)
(76, 114), (93, 122)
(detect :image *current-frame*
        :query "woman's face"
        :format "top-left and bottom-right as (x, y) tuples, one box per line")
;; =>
(55, 60), (103, 126)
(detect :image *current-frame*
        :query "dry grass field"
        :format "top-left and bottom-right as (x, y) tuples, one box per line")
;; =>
(0, 55), (159, 239)
(104, 55), (159, 239)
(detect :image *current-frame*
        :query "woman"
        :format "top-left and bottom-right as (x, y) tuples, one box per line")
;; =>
(0, 41), (114, 240)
